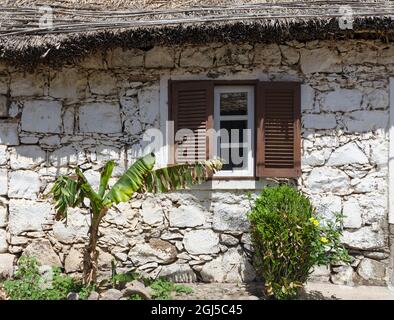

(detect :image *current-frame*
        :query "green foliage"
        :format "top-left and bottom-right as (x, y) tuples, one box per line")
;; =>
(104, 153), (156, 205)
(49, 153), (222, 219)
(48, 152), (222, 284)
(3, 256), (91, 300)
(147, 278), (193, 300)
(142, 159), (223, 194)
(247, 185), (350, 300)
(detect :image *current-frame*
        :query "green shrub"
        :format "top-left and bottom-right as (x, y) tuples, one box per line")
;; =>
(247, 185), (350, 300)
(3, 256), (91, 300)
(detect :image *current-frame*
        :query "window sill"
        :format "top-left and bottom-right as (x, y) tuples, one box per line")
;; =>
(190, 178), (269, 190)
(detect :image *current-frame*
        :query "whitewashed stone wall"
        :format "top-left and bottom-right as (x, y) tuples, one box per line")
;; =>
(0, 39), (392, 286)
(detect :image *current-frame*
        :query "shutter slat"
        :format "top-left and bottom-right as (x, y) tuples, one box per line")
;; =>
(170, 81), (213, 164)
(256, 82), (301, 178)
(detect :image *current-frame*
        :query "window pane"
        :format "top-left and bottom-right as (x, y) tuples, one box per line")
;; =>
(220, 92), (247, 116)
(219, 120), (248, 170)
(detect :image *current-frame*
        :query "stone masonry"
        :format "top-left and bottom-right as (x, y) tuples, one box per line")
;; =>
(0, 39), (392, 286)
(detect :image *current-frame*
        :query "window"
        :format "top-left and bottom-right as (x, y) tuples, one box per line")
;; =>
(169, 80), (301, 179)
(213, 86), (254, 177)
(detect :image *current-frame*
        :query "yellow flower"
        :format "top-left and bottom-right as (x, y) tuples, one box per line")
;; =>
(320, 237), (329, 244)
(309, 217), (319, 226)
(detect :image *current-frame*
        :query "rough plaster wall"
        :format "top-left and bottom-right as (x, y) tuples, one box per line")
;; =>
(0, 39), (391, 285)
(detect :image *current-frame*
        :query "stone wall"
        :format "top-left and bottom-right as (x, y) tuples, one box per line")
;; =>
(0, 39), (392, 286)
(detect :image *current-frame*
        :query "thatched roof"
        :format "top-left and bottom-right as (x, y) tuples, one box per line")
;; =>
(1, 0), (394, 66)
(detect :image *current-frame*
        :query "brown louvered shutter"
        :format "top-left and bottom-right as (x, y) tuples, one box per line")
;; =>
(256, 82), (301, 177)
(169, 81), (214, 164)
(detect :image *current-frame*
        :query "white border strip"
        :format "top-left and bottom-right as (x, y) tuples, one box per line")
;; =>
(389, 77), (394, 224)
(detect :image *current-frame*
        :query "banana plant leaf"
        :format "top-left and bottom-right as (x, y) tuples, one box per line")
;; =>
(103, 152), (156, 205)
(142, 159), (222, 193)
(47, 175), (84, 221)
(98, 160), (115, 197)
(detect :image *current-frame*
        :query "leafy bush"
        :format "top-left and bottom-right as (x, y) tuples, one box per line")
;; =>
(247, 185), (350, 300)
(3, 256), (92, 300)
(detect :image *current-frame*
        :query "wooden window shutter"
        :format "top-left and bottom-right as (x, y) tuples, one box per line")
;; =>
(256, 82), (301, 178)
(169, 80), (214, 164)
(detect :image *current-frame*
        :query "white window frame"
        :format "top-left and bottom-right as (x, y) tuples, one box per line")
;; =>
(213, 86), (254, 178)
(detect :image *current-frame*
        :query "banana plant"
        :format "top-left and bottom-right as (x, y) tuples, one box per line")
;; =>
(48, 153), (222, 284)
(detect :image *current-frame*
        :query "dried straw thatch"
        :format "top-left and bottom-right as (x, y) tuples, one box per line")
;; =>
(1, 0), (394, 66)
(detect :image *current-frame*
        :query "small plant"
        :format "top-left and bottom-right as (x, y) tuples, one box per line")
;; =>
(147, 277), (193, 300)
(48, 153), (222, 284)
(3, 256), (91, 300)
(247, 185), (350, 300)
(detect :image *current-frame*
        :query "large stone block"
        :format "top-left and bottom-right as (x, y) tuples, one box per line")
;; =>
(366, 89), (388, 110)
(213, 203), (250, 232)
(310, 194), (342, 220)
(10, 72), (45, 97)
(302, 114), (337, 130)
(301, 84), (315, 111)
(107, 48), (144, 68)
(0, 74), (8, 95)
(342, 44), (377, 64)
(145, 47), (175, 68)
(140, 198), (163, 226)
(342, 198), (362, 229)
(79, 102), (122, 133)
(215, 44), (252, 66)
(306, 167), (350, 195)
(10, 145), (46, 170)
(158, 264), (197, 283)
(169, 205), (205, 228)
(280, 45), (300, 65)
(327, 142), (368, 166)
(357, 258), (386, 283)
(0, 122), (19, 145)
(49, 68), (87, 99)
(128, 239), (177, 266)
(8, 170), (41, 200)
(21, 100), (62, 133)
(0, 253), (16, 279)
(22, 239), (62, 267)
(99, 228), (129, 248)
(0, 204), (7, 228)
(0, 169), (7, 196)
(53, 208), (90, 243)
(63, 108), (75, 134)
(378, 46), (394, 64)
(370, 140), (388, 167)
(50, 145), (86, 167)
(254, 44), (281, 66)
(342, 226), (385, 250)
(358, 194), (387, 225)
(65, 246), (83, 273)
(88, 71), (117, 95)
(0, 145), (6, 165)
(8, 199), (52, 235)
(321, 89), (363, 112)
(200, 247), (255, 282)
(138, 86), (159, 124)
(183, 230), (220, 255)
(0, 228), (7, 253)
(0, 95), (8, 117)
(180, 47), (214, 68)
(300, 48), (342, 74)
(352, 173), (385, 194)
(302, 148), (331, 166)
(344, 110), (388, 133)
(330, 265), (354, 286)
